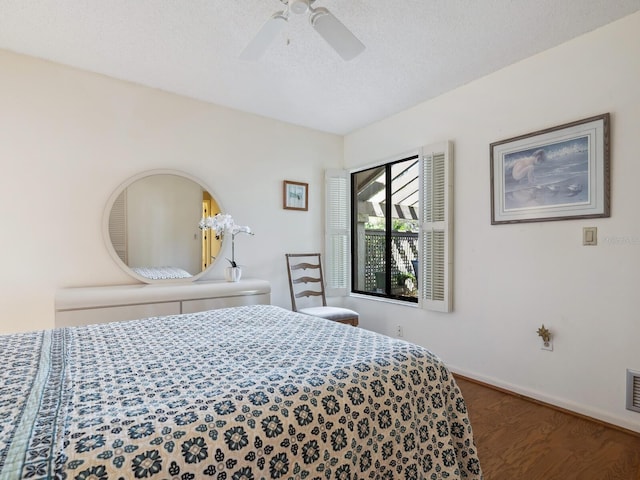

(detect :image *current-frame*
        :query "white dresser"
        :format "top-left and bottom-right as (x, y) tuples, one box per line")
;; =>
(55, 279), (271, 327)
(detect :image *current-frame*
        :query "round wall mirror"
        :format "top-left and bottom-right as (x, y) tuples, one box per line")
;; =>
(103, 169), (223, 283)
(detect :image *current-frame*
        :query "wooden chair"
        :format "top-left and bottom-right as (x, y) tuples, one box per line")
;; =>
(285, 253), (359, 326)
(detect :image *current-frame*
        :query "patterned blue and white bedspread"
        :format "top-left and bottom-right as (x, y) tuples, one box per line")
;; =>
(0, 305), (482, 479)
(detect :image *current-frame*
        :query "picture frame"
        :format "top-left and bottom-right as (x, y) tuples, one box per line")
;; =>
(283, 180), (308, 211)
(490, 113), (610, 225)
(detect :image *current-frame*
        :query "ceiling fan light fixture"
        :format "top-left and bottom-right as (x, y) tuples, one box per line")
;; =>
(241, 1), (364, 62)
(289, 0), (310, 15)
(310, 7), (365, 61)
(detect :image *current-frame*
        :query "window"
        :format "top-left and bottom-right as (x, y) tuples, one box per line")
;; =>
(351, 155), (420, 302)
(326, 142), (453, 312)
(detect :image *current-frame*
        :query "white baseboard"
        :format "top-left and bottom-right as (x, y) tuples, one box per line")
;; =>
(449, 365), (640, 435)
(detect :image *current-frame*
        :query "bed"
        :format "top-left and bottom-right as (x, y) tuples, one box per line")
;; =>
(0, 305), (482, 479)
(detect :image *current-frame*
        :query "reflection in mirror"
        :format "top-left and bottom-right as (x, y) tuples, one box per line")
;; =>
(105, 171), (222, 283)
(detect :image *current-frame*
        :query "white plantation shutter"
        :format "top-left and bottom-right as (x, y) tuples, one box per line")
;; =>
(325, 169), (350, 296)
(420, 141), (453, 312)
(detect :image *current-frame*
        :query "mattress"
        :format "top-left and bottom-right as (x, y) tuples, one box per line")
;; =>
(0, 304), (482, 479)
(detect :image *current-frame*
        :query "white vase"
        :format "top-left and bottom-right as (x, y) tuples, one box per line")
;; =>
(224, 266), (242, 282)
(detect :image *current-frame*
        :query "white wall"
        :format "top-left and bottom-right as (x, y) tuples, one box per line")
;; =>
(344, 12), (640, 432)
(0, 49), (343, 334)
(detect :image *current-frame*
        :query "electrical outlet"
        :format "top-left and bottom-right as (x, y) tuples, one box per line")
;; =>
(396, 325), (403, 337)
(541, 338), (553, 351)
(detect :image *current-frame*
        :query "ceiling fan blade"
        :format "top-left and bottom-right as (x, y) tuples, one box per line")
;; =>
(309, 7), (365, 61)
(240, 12), (287, 61)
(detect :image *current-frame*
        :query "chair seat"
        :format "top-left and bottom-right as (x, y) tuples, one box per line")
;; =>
(298, 306), (359, 326)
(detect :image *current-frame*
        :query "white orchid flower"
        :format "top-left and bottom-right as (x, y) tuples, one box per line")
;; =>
(231, 225), (252, 235)
(198, 213), (253, 267)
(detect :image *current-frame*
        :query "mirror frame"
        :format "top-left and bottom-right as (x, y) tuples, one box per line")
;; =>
(102, 169), (223, 284)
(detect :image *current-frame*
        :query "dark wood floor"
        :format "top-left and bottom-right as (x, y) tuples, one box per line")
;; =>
(454, 376), (640, 480)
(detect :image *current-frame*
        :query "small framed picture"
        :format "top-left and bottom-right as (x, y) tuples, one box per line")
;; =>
(490, 113), (610, 224)
(283, 180), (308, 211)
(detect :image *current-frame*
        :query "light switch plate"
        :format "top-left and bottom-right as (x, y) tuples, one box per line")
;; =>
(583, 227), (597, 246)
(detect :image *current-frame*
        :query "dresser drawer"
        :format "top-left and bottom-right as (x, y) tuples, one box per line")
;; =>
(56, 302), (181, 327)
(181, 293), (270, 313)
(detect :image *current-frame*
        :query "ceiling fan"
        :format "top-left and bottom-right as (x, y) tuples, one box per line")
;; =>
(240, 0), (365, 61)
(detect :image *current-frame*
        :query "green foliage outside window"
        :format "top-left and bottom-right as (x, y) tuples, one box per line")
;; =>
(365, 217), (418, 232)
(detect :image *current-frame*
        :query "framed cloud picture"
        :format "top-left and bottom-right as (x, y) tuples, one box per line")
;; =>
(283, 180), (308, 211)
(490, 113), (610, 224)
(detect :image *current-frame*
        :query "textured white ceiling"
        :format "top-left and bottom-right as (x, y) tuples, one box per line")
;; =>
(1, 0), (639, 134)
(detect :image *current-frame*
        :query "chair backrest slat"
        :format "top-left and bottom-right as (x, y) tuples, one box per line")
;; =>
(295, 290), (323, 299)
(290, 262), (320, 271)
(292, 276), (321, 284)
